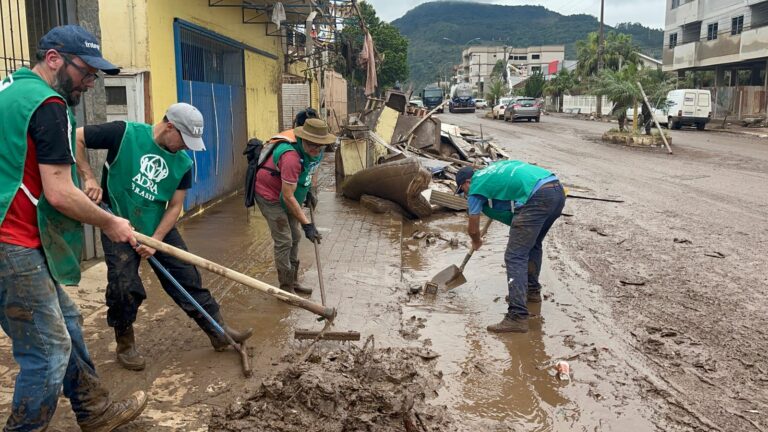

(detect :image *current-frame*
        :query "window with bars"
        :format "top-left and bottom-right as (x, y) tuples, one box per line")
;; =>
(669, 33), (678, 48)
(707, 22), (718, 40)
(731, 15), (744, 35)
(178, 26), (244, 86)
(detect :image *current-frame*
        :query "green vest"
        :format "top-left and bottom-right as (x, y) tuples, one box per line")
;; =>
(271, 138), (322, 208)
(106, 122), (193, 235)
(469, 160), (553, 225)
(0, 68), (84, 284)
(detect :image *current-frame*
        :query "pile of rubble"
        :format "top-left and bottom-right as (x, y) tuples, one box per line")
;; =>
(208, 340), (456, 432)
(335, 90), (507, 219)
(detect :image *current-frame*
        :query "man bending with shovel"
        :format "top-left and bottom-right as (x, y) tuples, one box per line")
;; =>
(75, 103), (253, 371)
(455, 161), (565, 333)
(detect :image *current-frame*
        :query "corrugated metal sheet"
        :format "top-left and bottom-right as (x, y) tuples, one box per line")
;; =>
(175, 21), (248, 210)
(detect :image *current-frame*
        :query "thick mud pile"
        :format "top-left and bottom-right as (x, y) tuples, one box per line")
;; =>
(208, 340), (455, 432)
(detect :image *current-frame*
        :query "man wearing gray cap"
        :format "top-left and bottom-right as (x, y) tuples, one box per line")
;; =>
(0, 24), (147, 432)
(75, 103), (253, 372)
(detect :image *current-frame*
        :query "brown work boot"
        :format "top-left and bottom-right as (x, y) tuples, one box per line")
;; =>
(206, 313), (254, 352)
(527, 291), (542, 303)
(292, 262), (313, 296)
(115, 326), (146, 371)
(504, 292), (543, 303)
(78, 390), (148, 432)
(487, 316), (529, 333)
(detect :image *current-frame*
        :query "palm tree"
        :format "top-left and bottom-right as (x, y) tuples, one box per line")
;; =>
(485, 77), (508, 106)
(576, 31), (641, 81)
(544, 69), (576, 113)
(592, 65), (676, 133)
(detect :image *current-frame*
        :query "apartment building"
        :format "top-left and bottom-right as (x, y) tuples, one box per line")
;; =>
(663, 0), (768, 87)
(454, 45), (565, 96)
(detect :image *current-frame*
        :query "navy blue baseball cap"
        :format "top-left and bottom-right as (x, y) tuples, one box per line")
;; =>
(38, 25), (120, 75)
(455, 166), (475, 194)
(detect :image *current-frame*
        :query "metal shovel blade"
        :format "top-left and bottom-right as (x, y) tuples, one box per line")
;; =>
(429, 264), (467, 289)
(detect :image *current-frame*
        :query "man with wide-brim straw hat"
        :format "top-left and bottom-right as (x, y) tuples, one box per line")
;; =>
(254, 117), (336, 296)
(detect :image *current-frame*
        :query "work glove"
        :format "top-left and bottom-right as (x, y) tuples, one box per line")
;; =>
(302, 223), (322, 244)
(304, 187), (318, 210)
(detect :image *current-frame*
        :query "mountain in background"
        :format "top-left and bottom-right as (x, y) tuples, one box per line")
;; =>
(391, 2), (664, 91)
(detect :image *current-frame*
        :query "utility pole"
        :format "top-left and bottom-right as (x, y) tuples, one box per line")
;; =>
(596, 0), (605, 117)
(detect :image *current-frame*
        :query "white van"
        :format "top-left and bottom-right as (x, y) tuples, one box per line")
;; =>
(666, 89), (712, 130)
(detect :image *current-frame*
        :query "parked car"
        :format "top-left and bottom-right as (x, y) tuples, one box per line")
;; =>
(409, 99), (424, 108)
(625, 106), (668, 127)
(504, 97), (541, 122)
(474, 98), (488, 109)
(492, 97), (516, 119)
(665, 89), (712, 130)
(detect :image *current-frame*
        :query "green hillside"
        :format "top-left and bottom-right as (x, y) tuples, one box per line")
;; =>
(391, 2), (664, 90)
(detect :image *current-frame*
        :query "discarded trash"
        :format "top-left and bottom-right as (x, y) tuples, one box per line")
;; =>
(704, 251), (726, 258)
(556, 360), (571, 381)
(423, 281), (438, 295)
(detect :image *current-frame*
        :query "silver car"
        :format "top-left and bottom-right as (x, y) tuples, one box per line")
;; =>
(504, 97), (541, 122)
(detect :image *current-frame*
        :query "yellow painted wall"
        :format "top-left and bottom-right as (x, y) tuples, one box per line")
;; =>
(98, 0), (150, 70)
(100, 0), (282, 135)
(287, 61), (320, 112)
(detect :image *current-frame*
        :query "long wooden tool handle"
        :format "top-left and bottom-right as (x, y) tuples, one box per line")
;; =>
(134, 232), (336, 320)
(309, 206), (327, 307)
(459, 218), (493, 272)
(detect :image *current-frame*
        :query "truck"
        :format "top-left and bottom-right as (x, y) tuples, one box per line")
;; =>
(448, 83), (475, 113)
(420, 84), (444, 113)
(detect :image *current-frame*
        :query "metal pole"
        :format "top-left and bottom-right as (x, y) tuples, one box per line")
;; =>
(596, 0), (605, 117)
(637, 81), (672, 155)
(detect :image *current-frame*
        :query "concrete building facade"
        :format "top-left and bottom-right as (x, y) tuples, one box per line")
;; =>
(663, 0), (768, 87)
(454, 45), (565, 96)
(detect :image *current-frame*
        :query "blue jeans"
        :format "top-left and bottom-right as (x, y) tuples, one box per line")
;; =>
(504, 182), (566, 319)
(0, 243), (109, 431)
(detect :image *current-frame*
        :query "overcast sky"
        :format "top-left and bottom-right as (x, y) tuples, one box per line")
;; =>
(367, 0), (667, 30)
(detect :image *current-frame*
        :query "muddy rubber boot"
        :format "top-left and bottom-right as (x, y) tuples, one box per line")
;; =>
(115, 326), (146, 371)
(78, 390), (148, 432)
(291, 261), (313, 296)
(278, 267), (295, 294)
(205, 312), (254, 352)
(487, 316), (529, 333)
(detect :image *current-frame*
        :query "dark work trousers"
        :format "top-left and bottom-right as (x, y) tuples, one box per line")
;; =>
(101, 227), (220, 333)
(505, 181), (566, 319)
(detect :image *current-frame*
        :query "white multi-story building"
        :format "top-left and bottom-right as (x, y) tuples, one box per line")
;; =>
(454, 45), (565, 96)
(663, 0), (768, 87)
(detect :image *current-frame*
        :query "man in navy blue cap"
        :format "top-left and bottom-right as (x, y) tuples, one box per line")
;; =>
(0, 25), (147, 431)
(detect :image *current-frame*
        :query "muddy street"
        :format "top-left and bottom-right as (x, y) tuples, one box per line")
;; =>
(435, 111), (768, 431)
(1, 114), (766, 431)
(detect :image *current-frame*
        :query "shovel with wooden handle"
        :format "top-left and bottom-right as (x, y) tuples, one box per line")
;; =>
(132, 232), (337, 320)
(429, 218), (493, 289)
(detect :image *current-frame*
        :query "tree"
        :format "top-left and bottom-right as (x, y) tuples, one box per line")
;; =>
(575, 31), (640, 80)
(543, 68), (575, 112)
(592, 65), (675, 132)
(523, 72), (545, 98)
(340, 1), (409, 93)
(485, 77), (508, 106)
(491, 59), (505, 79)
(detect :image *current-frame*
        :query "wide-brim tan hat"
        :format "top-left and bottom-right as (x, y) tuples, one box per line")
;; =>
(295, 118), (336, 145)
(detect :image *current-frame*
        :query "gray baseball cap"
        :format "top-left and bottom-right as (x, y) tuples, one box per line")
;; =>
(165, 103), (206, 151)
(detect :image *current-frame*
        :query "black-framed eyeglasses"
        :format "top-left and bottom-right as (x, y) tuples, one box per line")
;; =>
(305, 142), (323, 150)
(62, 55), (100, 83)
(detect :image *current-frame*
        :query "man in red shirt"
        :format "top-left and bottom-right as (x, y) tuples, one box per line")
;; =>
(0, 25), (147, 431)
(254, 117), (335, 295)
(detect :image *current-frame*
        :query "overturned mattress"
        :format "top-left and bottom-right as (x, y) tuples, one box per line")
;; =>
(341, 157), (433, 219)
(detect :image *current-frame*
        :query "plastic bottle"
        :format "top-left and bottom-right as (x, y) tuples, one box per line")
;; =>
(556, 360), (571, 381)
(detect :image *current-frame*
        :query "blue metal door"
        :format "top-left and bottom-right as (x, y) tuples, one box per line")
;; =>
(174, 20), (247, 210)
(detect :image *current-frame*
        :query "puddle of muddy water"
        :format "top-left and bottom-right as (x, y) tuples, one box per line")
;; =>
(402, 213), (657, 431)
